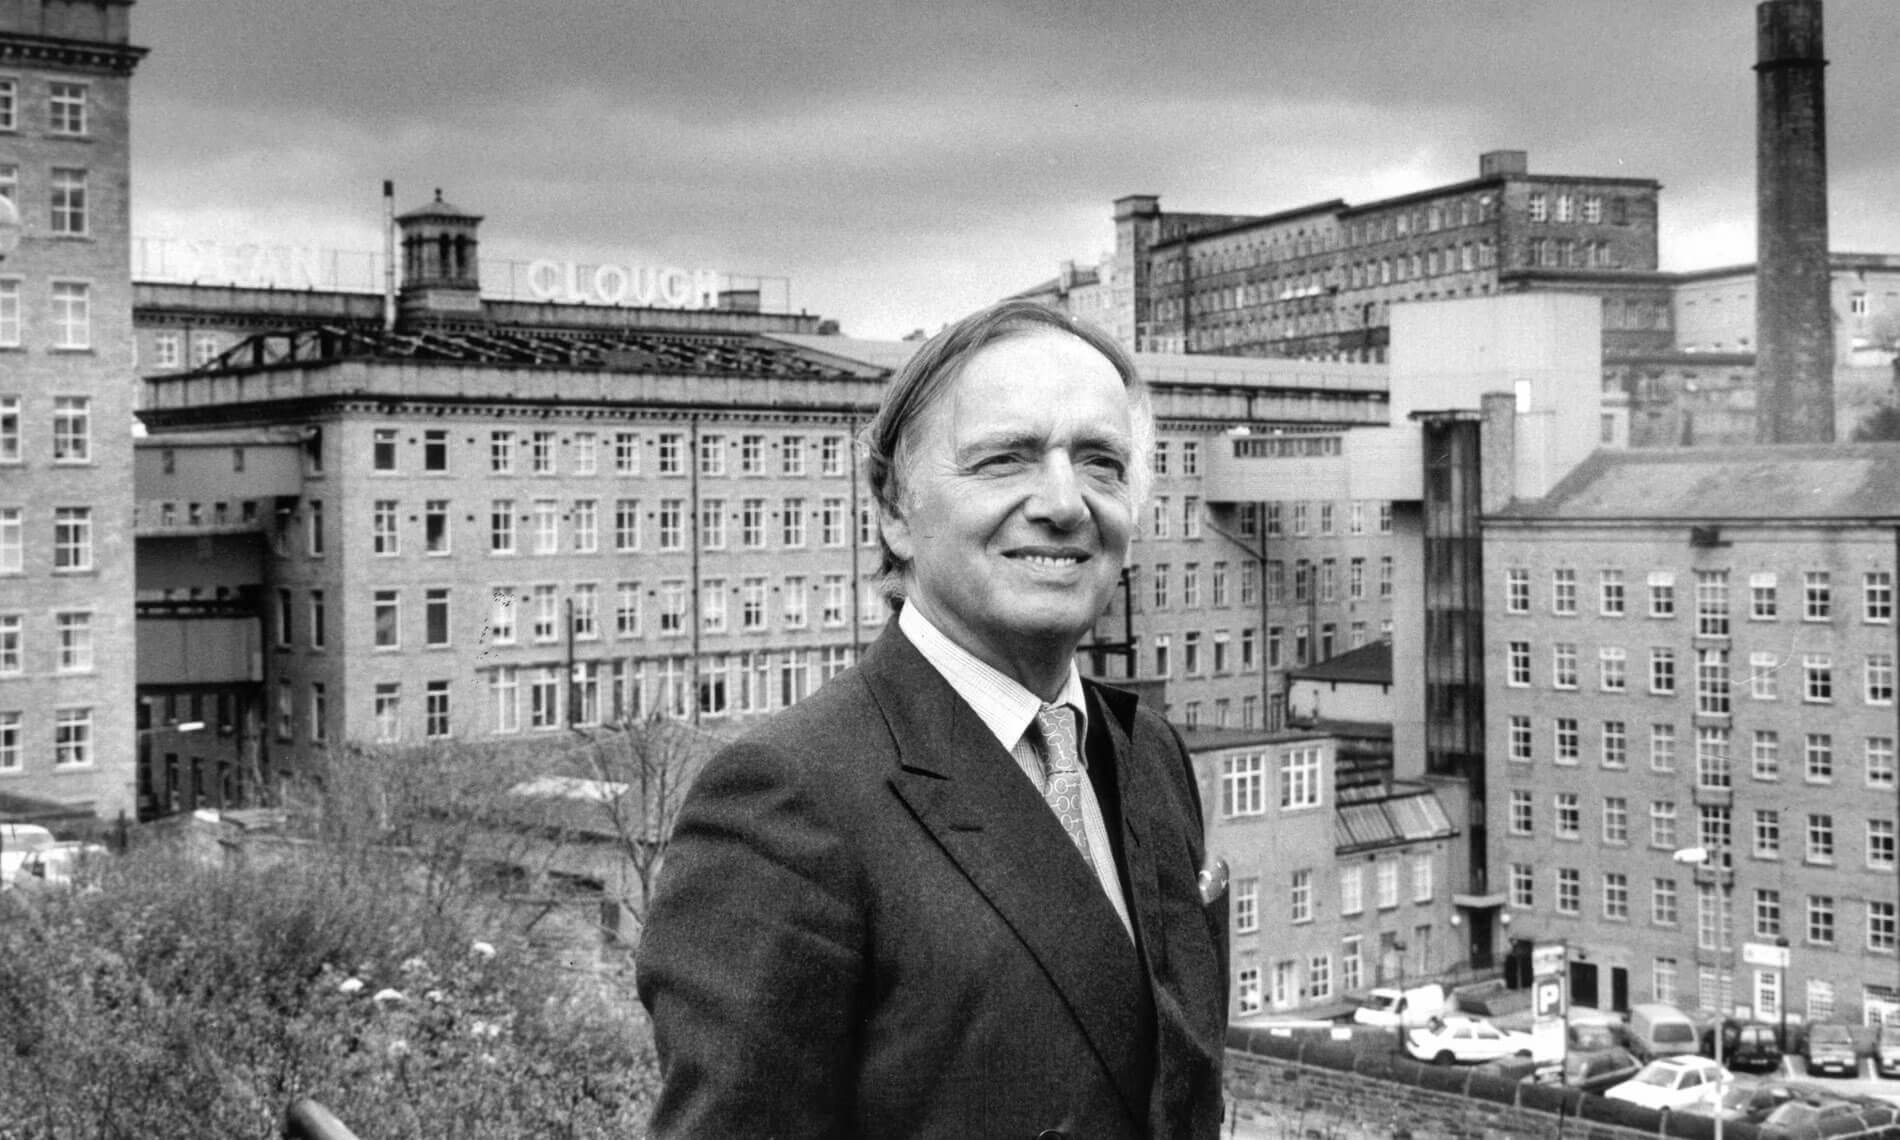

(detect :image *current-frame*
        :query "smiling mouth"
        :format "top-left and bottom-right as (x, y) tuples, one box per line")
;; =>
(1011, 552), (1088, 568)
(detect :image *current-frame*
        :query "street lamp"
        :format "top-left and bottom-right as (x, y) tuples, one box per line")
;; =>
(1675, 845), (1729, 1139)
(1393, 939), (1410, 1059)
(1775, 935), (1790, 1052)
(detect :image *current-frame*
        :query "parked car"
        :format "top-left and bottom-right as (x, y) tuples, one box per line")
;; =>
(1565, 1046), (1642, 1093)
(1874, 1024), (1900, 1080)
(1405, 1015), (1536, 1066)
(1802, 1022), (1859, 1077)
(1604, 1055), (1728, 1112)
(1628, 1002), (1702, 1063)
(14, 841), (108, 888)
(1760, 1094), (1898, 1136)
(1693, 1081), (1851, 1125)
(1704, 1019), (1784, 1073)
(0, 823), (58, 888)
(1354, 983), (1448, 1029)
(1568, 1008), (1630, 1051)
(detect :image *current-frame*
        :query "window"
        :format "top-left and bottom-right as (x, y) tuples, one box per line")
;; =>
(1867, 654), (1895, 705)
(1603, 872), (1629, 920)
(1870, 901), (1898, 954)
(820, 434), (847, 477)
(49, 81), (87, 134)
(1555, 792), (1581, 839)
(1509, 789), (1534, 835)
(700, 498), (727, 550)
(1507, 640), (1531, 686)
(0, 77), (15, 131)
(54, 611), (92, 672)
(699, 433), (726, 477)
(1507, 715), (1532, 763)
(1697, 726), (1732, 789)
(490, 500), (516, 553)
(1867, 571), (1894, 624)
(0, 711), (17, 771)
(425, 681), (450, 739)
(1807, 896), (1835, 945)
(0, 396), (17, 462)
(529, 498), (559, 554)
(51, 397), (89, 463)
(528, 431), (556, 475)
(425, 588), (451, 646)
(1556, 868), (1581, 915)
(1653, 958), (1679, 1005)
(424, 500), (450, 554)
(490, 430), (516, 474)
(1280, 747), (1321, 809)
(820, 497), (846, 547)
(53, 707), (92, 767)
(1221, 753), (1266, 817)
(1653, 878), (1679, 925)
(1804, 571), (1831, 620)
(1554, 718), (1580, 763)
(779, 435), (806, 476)
(1754, 889), (1783, 939)
(1599, 646), (1627, 692)
(1750, 572), (1778, 620)
(532, 584), (560, 642)
(1411, 856), (1433, 903)
(1650, 647), (1677, 694)
(1151, 497), (1170, 539)
(1600, 569), (1625, 616)
(1377, 862), (1399, 909)
(0, 506), (16, 574)
(1602, 720), (1628, 768)
(488, 588), (516, 645)
(1379, 557), (1393, 597)
(657, 499), (685, 550)
(781, 577), (807, 629)
(741, 577), (767, 631)
(613, 430), (640, 474)
(360, 682), (398, 741)
(1648, 571), (1675, 617)
(529, 668), (561, 730)
(615, 581), (641, 637)
(1340, 867), (1363, 915)
(1695, 570), (1729, 637)
(781, 498), (805, 547)
(1753, 730), (1780, 780)
(372, 500), (399, 555)
(1233, 878), (1259, 933)
(702, 578), (728, 633)
(740, 498), (765, 548)
(373, 429), (398, 471)
(53, 507), (91, 571)
(50, 281), (89, 348)
(1868, 818), (1896, 871)
(822, 575), (848, 626)
(1528, 192), (1549, 223)
(1604, 796), (1629, 844)
(1651, 723), (1677, 771)
(573, 431), (596, 475)
(1802, 653), (1832, 703)
(308, 683), (328, 743)
(50, 169), (87, 236)
(1183, 565), (1202, 609)
(309, 590), (326, 649)
(1509, 863), (1535, 909)
(1749, 651), (1779, 699)
(1651, 800), (1678, 848)
(1755, 809), (1782, 859)
(1805, 813), (1834, 864)
(305, 500), (325, 556)
(1552, 568), (1577, 614)
(423, 430), (448, 472)
(1236, 968), (1262, 1015)
(1552, 643), (1578, 689)
(1869, 737), (1897, 789)
(373, 590), (400, 648)
(1696, 648), (1730, 715)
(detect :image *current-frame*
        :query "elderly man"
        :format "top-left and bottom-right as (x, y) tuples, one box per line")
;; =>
(638, 299), (1227, 1139)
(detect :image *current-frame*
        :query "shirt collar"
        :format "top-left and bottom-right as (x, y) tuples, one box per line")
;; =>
(898, 602), (1090, 760)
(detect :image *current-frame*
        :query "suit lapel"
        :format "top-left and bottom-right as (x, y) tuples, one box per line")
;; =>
(865, 628), (1151, 1121)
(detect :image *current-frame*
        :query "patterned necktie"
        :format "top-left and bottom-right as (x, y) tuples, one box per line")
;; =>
(1034, 703), (1096, 872)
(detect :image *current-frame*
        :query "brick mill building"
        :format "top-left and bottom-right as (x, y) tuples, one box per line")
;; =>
(0, 0), (145, 823)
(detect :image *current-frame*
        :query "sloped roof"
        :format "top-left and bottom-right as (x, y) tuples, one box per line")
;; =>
(1290, 640), (1392, 685)
(1335, 788), (1456, 854)
(1495, 443), (1900, 523)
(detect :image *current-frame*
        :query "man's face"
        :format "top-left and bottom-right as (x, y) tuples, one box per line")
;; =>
(882, 328), (1138, 681)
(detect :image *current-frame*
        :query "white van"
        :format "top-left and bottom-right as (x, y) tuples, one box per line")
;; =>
(1352, 983), (1448, 1029)
(1627, 1002), (1701, 1062)
(0, 823), (57, 887)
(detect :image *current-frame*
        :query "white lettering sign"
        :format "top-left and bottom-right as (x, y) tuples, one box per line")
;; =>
(526, 259), (721, 310)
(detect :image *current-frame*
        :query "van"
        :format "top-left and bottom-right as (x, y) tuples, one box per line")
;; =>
(1628, 1002), (1700, 1062)
(0, 823), (58, 887)
(1351, 983), (1448, 1029)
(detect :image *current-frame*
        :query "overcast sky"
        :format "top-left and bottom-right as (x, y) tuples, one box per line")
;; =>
(129, 1), (1900, 341)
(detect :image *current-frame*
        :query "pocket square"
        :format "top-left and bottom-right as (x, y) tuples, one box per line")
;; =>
(1196, 857), (1228, 906)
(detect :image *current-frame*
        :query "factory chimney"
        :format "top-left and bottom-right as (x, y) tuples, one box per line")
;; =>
(1755, 0), (1835, 443)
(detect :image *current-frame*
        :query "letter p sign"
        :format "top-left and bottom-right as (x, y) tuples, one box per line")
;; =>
(1533, 976), (1565, 1019)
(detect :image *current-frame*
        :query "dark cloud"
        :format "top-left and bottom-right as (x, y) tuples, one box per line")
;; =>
(130, 0), (1900, 338)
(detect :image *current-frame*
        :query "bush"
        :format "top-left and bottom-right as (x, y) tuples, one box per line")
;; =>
(0, 842), (657, 1139)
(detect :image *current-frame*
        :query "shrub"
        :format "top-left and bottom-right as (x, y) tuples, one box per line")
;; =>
(0, 841), (657, 1139)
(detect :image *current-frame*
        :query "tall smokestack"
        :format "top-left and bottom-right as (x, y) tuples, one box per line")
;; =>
(1755, 0), (1834, 443)
(383, 179), (397, 333)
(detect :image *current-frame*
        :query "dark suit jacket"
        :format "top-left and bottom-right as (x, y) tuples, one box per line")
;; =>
(637, 621), (1227, 1139)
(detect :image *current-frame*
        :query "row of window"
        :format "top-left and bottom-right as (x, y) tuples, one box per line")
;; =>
(1231, 857), (1436, 937)
(0, 76), (91, 136)
(0, 610), (94, 676)
(1502, 641), (1895, 707)
(0, 706), (94, 772)
(1235, 930), (1428, 1015)
(1257, 499), (1394, 538)
(1505, 790), (1897, 870)
(1504, 567), (1894, 625)
(1508, 865), (1897, 954)
(1218, 748), (1326, 817)
(1150, 628), (1259, 679)
(358, 496), (881, 558)
(0, 505), (95, 573)
(0, 278), (95, 350)
(282, 647), (860, 745)
(371, 428), (860, 480)
(0, 394), (91, 462)
(1503, 716), (1898, 787)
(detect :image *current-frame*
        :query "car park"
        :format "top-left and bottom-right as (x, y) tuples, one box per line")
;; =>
(1604, 1055), (1728, 1112)
(1802, 1022), (1858, 1077)
(1405, 1015), (1536, 1066)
